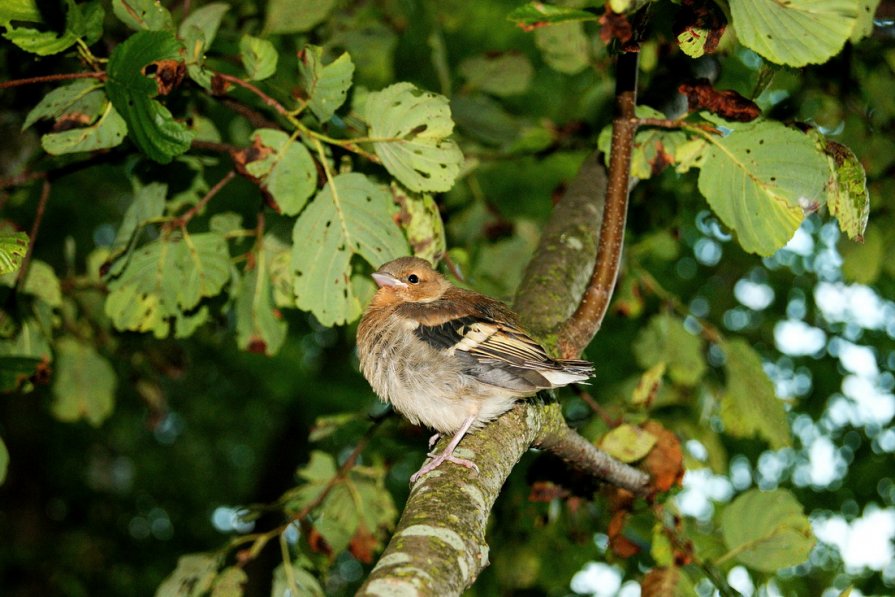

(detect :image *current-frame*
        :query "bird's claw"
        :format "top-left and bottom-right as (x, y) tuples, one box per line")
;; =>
(410, 453), (479, 484)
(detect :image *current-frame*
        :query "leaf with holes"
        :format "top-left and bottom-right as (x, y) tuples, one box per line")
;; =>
(364, 83), (463, 193)
(51, 337), (117, 426)
(391, 183), (446, 264)
(730, 0), (857, 67)
(41, 101), (127, 155)
(0, 231), (29, 276)
(23, 79), (103, 130)
(298, 45), (354, 122)
(697, 119), (827, 255)
(244, 129), (317, 215)
(292, 173), (407, 326)
(721, 488), (815, 572)
(821, 138), (869, 241)
(106, 30), (194, 163)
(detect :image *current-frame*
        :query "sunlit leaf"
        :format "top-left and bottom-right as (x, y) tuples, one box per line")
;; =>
(600, 424), (657, 463)
(633, 314), (706, 387)
(697, 119), (827, 255)
(730, 0), (857, 67)
(51, 337), (116, 426)
(0, 231), (29, 276)
(821, 139), (869, 241)
(721, 488), (815, 572)
(298, 45), (354, 122)
(155, 553), (221, 597)
(243, 129), (317, 216)
(631, 362), (665, 406)
(291, 173), (408, 326)
(106, 30), (194, 163)
(112, 0), (174, 32)
(263, 0), (335, 34)
(851, 1), (882, 42)
(719, 339), (791, 448)
(210, 566), (246, 597)
(239, 34), (277, 81)
(364, 82), (463, 193)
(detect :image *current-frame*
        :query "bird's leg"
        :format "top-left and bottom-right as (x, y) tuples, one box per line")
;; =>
(427, 432), (442, 453)
(411, 415), (479, 484)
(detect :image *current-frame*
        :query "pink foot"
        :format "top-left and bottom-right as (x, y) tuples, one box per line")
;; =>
(410, 451), (479, 484)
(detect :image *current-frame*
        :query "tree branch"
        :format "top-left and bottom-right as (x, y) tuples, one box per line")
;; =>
(16, 179), (51, 290)
(0, 71), (105, 90)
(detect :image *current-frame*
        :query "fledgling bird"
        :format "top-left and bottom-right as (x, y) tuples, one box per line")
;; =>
(356, 256), (594, 483)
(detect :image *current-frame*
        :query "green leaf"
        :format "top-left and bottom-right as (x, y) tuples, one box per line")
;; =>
(365, 82), (463, 193)
(633, 314), (706, 387)
(270, 562), (325, 597)
(0, 435), (7, 485)
(106, 30), (194, 163)
(178, 2), (228, 46)
(821, 139), (869, 241)
(391, 183), (446, 264)
(720, 339), (791, 448)
(19, 260), (62, 307)
(298, 45), (354, 122)
(108, 181), (167, 276)
(507, 3), (599, 28)
(105, 232), (230, 338)
(112, 0), (174, 32)
(210, 566), (246, 597)
(291, 173), (408, 326)
(0, 0), (41, 24)
(534, 22), (590, 75)
(51, 337), (117, 426)
(244, 129), (317, 216)
(720, 488), (815, 572)
(155, 553), (221, 597)
(236, 252), (287, 356)
(263, 0), (335, 34)
(730, 0), (857, 67)
(41, 101), (127, 155)
(600, 424), (657, 463)
(840, 223), (883, 285)
(632, 362), (666, 406)
(0, 356), (43, 393)
(0, 231), (29, 276)
(852, 1), (882, 42)
(458, 52), (533, 97)
(3, 0), (103, 55)
(696, 120), (828, 255)
(239, 34), (277, 81)
(23, 79), (104, 130)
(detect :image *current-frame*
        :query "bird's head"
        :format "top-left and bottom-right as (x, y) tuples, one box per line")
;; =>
(370, 257), (449, 305)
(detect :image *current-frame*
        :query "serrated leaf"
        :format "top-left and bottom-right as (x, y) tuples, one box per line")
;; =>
(270, 562), (325, 597)
(51, 337), (116, 426)
(600, 424), (657, 463)
(730, 0), (857, 67)
(720, 338), (791, 448)
(822, 139), (869, 241)
(244, 129), (317, 215)
(236, 253), (287, 356)
(155, 553), (221, 597)
(105, 232), (229, 338)
(3, 0), (103, 55)
(697, 120), (827, 255)
(239, 34), (277, 81)
(178, 2), (228, 45)
(391, 183), (445, 263)
(0, 0), (42, 24)
(0, 231), (29, 276)
(298, 45), (354, 122)
(507, 2), (599, 28)
(633, 314), (706, 386)
(534, 21), (590, 75)
(291, 173), (408, 326)
(113, 0), (173, 32)
(23, 79), (104, 130)
(41, 101), (127, 155)
(263, 0), (335, 34)
(721, 488), (815, 572)
(106, 30), (194, 163)
(458, 52), (533, 96)
(210, 566), (246, 597)
(364, 82), (463, 193)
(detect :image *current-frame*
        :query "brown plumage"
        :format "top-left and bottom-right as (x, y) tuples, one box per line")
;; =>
(356, 256), (593, 483)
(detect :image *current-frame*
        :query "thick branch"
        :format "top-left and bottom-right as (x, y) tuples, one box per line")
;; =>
(558, 51), (639, 359)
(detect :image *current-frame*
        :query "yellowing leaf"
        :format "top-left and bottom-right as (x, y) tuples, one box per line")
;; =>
(0, 231), (29, 276)
(633, 314), (706, 387)
(156, 552), (221, 597)
(365, 83), (463, 193)
(291, 173), (408, 326)
(720, 488), (815, 572)
(600, 424), (657, 463)
(51, 337), (116, 426)
(391, 184), (446, 264)
(720, 339), (791, 449)
(822, 139), (869, 241)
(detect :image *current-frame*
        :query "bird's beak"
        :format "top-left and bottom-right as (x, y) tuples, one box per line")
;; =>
(371, 272), (407, 288)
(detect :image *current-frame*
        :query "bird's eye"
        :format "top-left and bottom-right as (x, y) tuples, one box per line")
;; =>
(407, 274), (420, 284)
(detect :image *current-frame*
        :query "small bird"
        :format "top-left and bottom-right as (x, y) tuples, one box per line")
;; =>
(357, 256), (593, 483)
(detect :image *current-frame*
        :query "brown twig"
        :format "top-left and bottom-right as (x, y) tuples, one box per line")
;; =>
(0, 71), (106, 90)
(639, 117), (721, 135)
(217, 97), (281, 131)
(171, 169), (237, 228)
(213, 72), (292, 119)
(16, 179), (51, 290)
(558, 51), (640, 359)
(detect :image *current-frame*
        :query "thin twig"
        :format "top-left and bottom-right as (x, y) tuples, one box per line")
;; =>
(16, 179), (51, 290)
(214, 72), (292, 118)
(172, 170), (237, 228)
(558, 51), (640, 359)
(0, 71), (106, 90)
